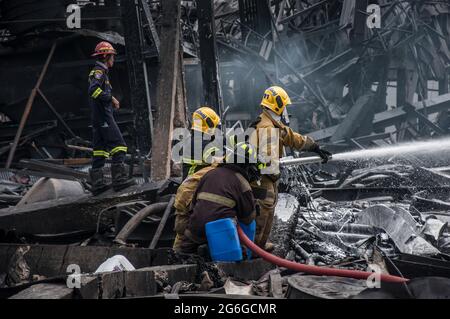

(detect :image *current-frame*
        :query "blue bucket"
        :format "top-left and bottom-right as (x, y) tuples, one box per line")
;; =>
(205, 218), (243, 262)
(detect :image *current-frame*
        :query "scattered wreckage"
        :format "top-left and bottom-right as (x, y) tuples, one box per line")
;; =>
(1, 151), (450, 299)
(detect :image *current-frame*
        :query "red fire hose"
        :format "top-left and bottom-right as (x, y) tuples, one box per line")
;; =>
(237, 226), (408, 284)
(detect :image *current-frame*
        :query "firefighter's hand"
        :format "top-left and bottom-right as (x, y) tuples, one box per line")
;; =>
(310, 143), (332, 163)
(112, 96), (120, 109)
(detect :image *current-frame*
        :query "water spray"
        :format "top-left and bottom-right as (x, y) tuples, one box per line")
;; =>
(280, 137), (450, 167)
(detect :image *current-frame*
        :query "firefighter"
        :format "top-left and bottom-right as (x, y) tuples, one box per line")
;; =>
(88, 41), (135, 195)
(181, 107), (222, 180)
(176, 142), (260, 255)
(172, 164), (218, 251)
(250, 86), (331, 251)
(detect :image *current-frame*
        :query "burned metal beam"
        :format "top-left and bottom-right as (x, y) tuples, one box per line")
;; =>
(121, 0), (154, 154)
(302, 49), (356, 80)
(5, 42), (57, 169)
(197, 0), (224, 116)
(0, 123), (56, 157)
(36, 89), (77, 139)
(309, 93), (450, 141)
(238, 0), (272, 36)
(18, 159), (89, 180)
(330, 92), (375, 142)
(403, 103), (446, 136)
(278, 0), (331, 25)
(139, 0), (160, 57)
(149, 195), (175, 249)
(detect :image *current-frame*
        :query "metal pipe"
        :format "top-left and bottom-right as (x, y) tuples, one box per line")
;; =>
(149, 195), (176, 249)
(66, 145), (93, 153)
(310, 220), (376, 235)
(280, 155), (333, 167)
(114, 202), (168, 245)
(37, 89), (77, 139)
(323, 231), (371, 244)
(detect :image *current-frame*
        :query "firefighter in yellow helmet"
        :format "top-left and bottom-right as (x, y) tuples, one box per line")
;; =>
(249, 86), (331, 251)
(181, 107), (222, 180)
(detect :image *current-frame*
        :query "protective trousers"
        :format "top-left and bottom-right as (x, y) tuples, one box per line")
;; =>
(252, 175), (278, 248)
(92, 118), (127, 169)
(173, 212), (190, 252)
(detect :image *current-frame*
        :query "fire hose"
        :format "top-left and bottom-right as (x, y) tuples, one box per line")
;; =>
(236, 225), (408, 284)
(244, 155), (408, 283)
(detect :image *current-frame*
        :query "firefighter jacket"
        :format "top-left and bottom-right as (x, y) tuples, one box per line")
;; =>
(181, 130), (223, 179)
(174, 164), (218, 236)
(186, 164), (256, 242)
(249, 108), (316, 182)
(88, 61), (114, 127)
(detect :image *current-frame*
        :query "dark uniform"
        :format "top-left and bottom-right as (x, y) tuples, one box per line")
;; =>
(180, 164), (257, 253)
(88, 61), (127, 169)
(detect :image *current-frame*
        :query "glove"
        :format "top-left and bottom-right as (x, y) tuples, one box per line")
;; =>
(310, 143), (332, 163)
(247, 164), (261, 183)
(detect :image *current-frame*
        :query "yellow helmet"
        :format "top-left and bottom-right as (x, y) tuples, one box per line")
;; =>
(191, 106), (221, 134)
(260, 86), (292, 116)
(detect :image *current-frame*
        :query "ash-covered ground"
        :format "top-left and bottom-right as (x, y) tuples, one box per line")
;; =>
(270, 153), (450, 276)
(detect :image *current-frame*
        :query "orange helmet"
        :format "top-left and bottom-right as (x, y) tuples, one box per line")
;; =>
(92, 41), (117, 57)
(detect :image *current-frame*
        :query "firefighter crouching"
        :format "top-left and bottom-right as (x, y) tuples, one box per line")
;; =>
(175, 142), (260, 255)
(88, 41), (135, 195)
(249, 86), (332, 251)
(172, 164), (218, 251)
(173, 106), (223, 250)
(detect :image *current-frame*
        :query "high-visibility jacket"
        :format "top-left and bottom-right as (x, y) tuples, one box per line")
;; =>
(186, 164), (256, 242)
(174, 164), (218, 236)
(88, 61), (114, 128)
(88, 61), (128, 161)
(249, 109), (316, 181)
(181, 131), (222, 179)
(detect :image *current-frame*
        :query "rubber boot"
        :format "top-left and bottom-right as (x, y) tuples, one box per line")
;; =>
(89, 168), (111, 196)
(111, 163), (136, 192)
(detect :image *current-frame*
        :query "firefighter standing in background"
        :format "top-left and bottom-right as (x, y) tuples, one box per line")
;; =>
(181, 106), (222, 180)
(249, 86), (332, 251)
(88, 41), (135, 195)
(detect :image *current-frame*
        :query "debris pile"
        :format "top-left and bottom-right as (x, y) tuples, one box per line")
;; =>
(269, 153), (450, 292)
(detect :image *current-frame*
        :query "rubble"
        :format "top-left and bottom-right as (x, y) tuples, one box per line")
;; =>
(264, 147), (450, 299)
(286, 275), (368, 299)
(2, 152), (450, 299)
(5, 147), (450, 299)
